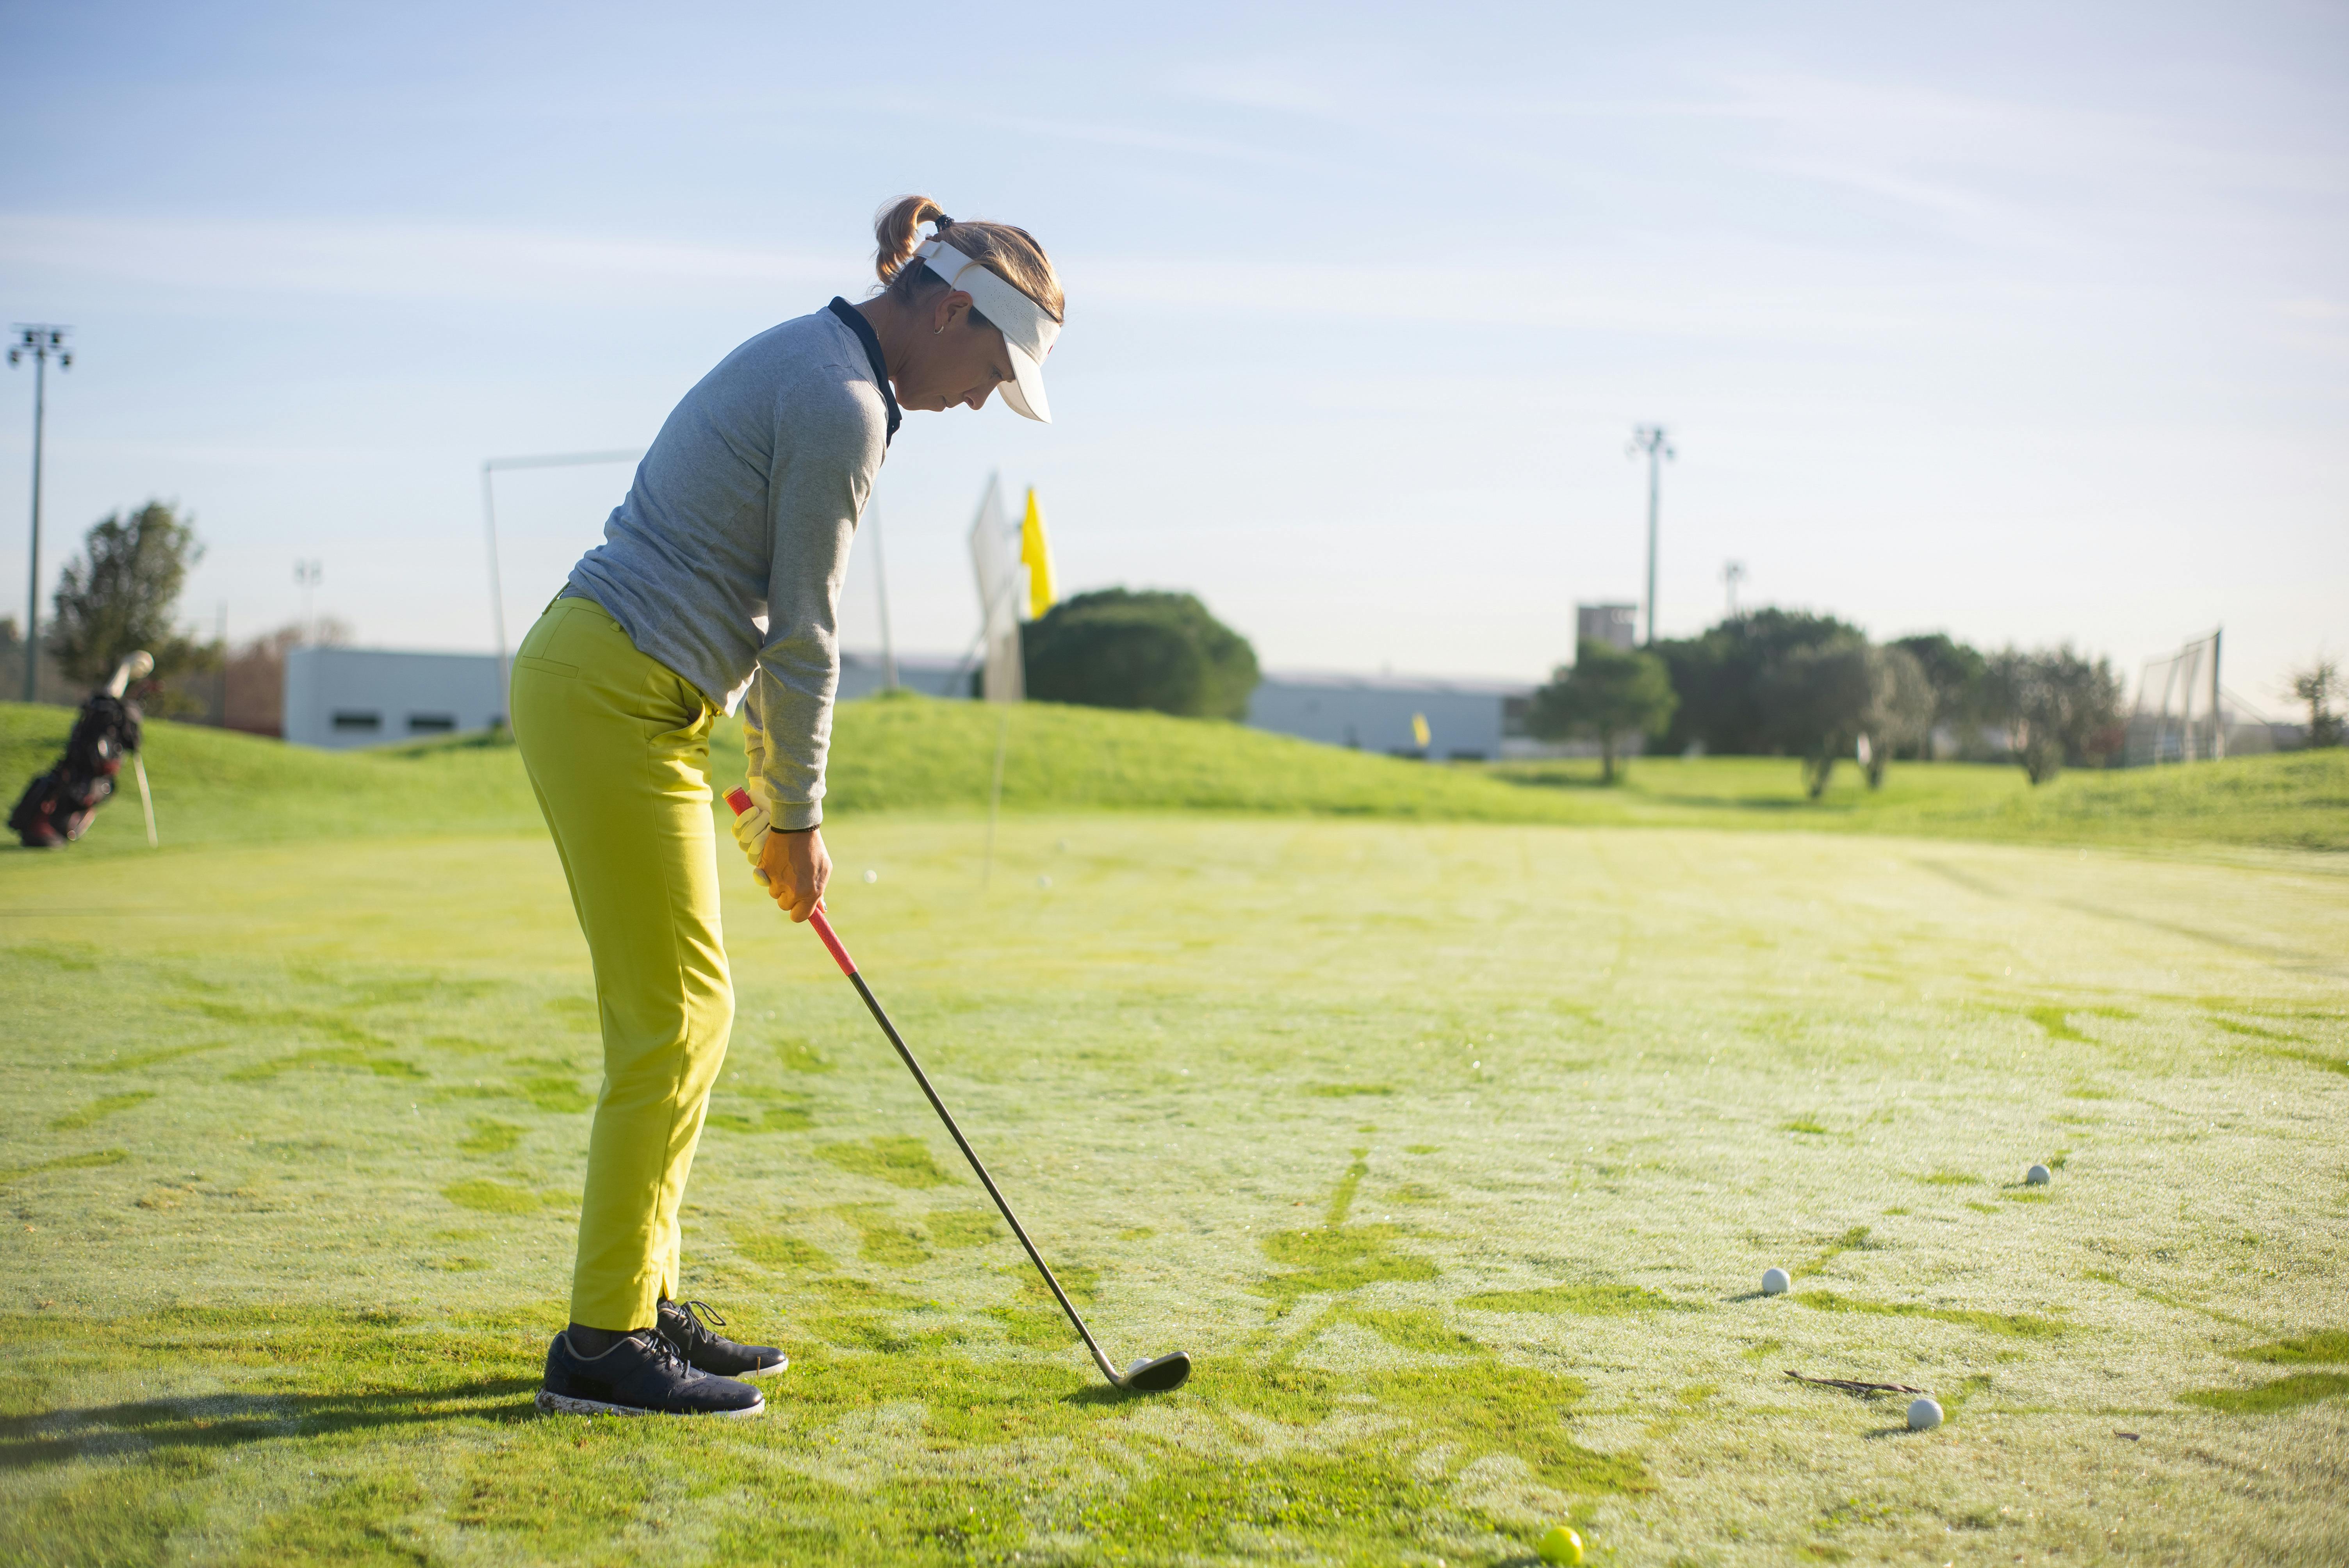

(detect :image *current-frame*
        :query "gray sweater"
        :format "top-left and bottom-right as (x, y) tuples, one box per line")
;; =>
(566, 306), (892, 830)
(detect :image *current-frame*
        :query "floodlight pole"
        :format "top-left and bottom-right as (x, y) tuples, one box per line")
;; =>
(1723, 559), (1746, 620)
(481, 449), (643, 725)
(1630, 424), (1674, 646)
(10, 324), (71, 702)
(294, 559), (322, 643)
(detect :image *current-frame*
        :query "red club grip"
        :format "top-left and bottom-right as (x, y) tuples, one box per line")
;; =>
(726, 787), (856, 976)
(807, 907), (856, 976)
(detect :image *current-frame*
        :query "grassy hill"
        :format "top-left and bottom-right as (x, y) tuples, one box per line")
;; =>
(3, 695), (2341, 855)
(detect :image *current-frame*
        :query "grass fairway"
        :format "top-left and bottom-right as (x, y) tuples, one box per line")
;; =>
(2, 710), (2346, 1564)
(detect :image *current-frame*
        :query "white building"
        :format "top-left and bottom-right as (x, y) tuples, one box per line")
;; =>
(283, 643), (1617, 763)
(1244, 670), (1550, 761)
(836, 649), (972, 702)
(1576, 602), (1638, 653)
(283, 643), (978, 750)
(283, 647), (506, 750)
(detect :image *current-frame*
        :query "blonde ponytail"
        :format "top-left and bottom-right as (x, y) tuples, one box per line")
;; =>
(869, 194), (1065, 325)
(873, 194), (946, 288)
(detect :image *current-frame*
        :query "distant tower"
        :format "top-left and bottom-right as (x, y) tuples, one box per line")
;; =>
(1576, 603), (1638, 655)
(1629, 424), (1674, 645)
(1723, 559), (1747, 620)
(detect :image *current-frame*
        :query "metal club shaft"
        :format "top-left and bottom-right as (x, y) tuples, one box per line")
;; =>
(820, 930), (1121, 1384)
(723, 787), (1182, 1391)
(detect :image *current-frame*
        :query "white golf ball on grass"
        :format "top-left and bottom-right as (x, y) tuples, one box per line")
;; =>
(1907, 1396), (1944, 1431)
(1762, 1267), (1791, 1295)
(2026, 1163), (2051, 1185)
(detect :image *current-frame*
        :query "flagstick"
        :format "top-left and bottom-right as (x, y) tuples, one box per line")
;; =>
(982, 709), (1008, 887)
(133, 755), (158, 848)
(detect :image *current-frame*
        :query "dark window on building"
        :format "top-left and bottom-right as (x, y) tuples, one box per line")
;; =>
(407, 713), (456, 733)
(331, 711), (382, 732)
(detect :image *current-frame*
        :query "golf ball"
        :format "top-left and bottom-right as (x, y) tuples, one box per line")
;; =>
(1536, 1523), (1584, 1565)
(863, 869), (878, 884)
(1762, 1267), (1791, 1295)
(2026, 1163), (2051, 1185)
(1907, 1396), (1944, 1431)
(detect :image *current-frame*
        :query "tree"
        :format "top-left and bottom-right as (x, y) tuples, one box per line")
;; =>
(1651, 608), (1865, 755)
(1859, 644), (1935, 787)
(47, 502), (212, 691)
(1887, 632), (1988, 757)
(1760, 637), (1874, 797)
(2288, 657), (2341, 749)
(1020, 588), (1260, 720)
(222, 618), (353, 735)
(1982, 646), (2125, 785)
(1527, 640), (1678, 783)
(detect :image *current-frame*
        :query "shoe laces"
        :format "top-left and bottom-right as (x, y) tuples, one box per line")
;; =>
(630, 1326), (695, 1378)
(661, 1298), (728, 1353)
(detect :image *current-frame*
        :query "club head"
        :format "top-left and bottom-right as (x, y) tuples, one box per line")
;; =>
(1119, 1351), (1191, 1393)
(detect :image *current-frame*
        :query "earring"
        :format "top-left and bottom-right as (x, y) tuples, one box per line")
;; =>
(933, 325), (943, 335)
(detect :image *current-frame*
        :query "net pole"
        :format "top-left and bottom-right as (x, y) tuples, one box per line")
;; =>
(2211, 629), (2224, 761)
(2158, 656), (2179, 764)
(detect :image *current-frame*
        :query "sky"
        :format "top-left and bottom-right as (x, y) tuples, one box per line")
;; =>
(2, 0), (2343, 710)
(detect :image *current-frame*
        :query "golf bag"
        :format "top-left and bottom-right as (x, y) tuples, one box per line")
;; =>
(9, 684), (144, 848)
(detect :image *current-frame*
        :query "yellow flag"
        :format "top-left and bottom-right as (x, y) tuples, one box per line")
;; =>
(1019, 487), (1057, 620)
(1411, 712), (1431, 749)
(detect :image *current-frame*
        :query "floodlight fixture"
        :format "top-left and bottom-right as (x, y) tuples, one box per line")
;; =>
(11, 324), (73, 702)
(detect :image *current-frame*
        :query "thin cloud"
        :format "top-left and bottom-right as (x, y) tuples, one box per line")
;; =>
(970, 110), (1318, 170)
(0, 212), (847, 305)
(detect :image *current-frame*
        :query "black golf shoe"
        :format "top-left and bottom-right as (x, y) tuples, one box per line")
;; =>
(657, 1298), (789, 1379)
(535, 1327), (765, 1418)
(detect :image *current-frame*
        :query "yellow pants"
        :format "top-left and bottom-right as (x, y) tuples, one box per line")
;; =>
(510, 595), (732, 1331)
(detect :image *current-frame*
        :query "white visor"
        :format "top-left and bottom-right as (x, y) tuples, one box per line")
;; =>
(914, 234), (1059, 422)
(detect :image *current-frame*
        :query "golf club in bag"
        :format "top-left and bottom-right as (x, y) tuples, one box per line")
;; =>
(9, 651), (155, 849)
(726, 788), (1190, 1393)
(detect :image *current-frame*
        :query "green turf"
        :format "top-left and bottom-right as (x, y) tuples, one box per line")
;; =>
(2, 701), (2346, 1564)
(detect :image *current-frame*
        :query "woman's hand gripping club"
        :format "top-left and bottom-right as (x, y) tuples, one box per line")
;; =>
(727, 790), (831, 922)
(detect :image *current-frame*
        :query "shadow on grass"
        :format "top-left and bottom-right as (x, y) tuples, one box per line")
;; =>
(1062, 1381), (1176, 1408)
(0, 1377), (541, 1470)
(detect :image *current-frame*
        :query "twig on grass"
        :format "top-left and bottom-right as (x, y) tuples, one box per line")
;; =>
(1783, 1370), (1928, 1397)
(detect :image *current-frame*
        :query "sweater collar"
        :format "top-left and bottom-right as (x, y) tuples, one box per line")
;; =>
(827, 298), (901, 447)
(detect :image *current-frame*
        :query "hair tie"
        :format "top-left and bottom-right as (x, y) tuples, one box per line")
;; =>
(933, 214), (955, 232)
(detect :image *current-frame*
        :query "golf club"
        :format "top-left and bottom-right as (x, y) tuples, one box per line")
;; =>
(725, 788), (1190, 1394)
(132, 755), (157, 848)
(117, 653), (158, 849)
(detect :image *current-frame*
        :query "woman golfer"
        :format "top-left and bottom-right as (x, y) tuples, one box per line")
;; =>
(512, 197), (1062, 1417)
